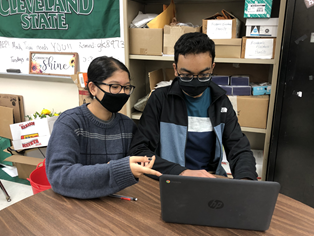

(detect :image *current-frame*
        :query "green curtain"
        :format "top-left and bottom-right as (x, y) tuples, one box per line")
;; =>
(0, 0), (120, 39)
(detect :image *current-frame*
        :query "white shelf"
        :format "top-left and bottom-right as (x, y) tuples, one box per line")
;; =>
(131, 111), (143, 120)
(241, 127), (266, 134)
(129, 55), (275, 64)
(131, 111), (266, 134)
(0, 73), (73, 83)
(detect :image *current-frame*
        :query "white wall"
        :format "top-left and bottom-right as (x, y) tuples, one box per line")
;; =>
(0, 77), (78, 119)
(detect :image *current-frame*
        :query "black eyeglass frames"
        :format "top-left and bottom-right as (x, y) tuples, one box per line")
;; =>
(177, 72), (212, 82)
(96, 82), (135, 95)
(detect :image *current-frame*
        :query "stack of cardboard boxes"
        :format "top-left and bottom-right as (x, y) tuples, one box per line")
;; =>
(213, 76), (251, 96)
(129, 0), (278, 59)
(130, 17), (277, 59)
(211, 75), (270, 129)
(129, 1), (276, 130)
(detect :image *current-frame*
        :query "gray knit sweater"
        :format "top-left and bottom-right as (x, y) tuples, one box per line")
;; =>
(46, 104), (138, 199)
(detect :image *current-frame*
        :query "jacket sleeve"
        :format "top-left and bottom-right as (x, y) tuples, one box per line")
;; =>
(222, 98), (258, 180)
(128, 90), (187, 178)
(46, 117), (137, 199)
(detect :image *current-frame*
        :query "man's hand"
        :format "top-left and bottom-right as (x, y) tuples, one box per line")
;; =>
(130, 155), (162, 178)
(179, 169), (216, 178)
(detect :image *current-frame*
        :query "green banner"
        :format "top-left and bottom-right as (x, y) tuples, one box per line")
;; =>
(0, 0), (120, 39)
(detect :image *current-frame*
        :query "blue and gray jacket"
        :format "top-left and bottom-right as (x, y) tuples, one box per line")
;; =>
(129, 77), (257, 180)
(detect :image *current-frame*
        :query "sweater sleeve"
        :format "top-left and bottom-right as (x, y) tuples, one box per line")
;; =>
(222, 98), (258, 180)
(128, 90), (187, 177)
(46, 116), (137, 199)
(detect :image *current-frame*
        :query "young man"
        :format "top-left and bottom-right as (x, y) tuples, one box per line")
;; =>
(129, 32), (257, 180)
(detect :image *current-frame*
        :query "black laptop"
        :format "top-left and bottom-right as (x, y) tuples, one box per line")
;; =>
(159, 175), (280, 231)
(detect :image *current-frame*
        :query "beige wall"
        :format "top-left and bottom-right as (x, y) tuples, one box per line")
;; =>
(0, 77), (79, 120)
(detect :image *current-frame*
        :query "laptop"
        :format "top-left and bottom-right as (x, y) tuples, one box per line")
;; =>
(159, 175), (280, 231)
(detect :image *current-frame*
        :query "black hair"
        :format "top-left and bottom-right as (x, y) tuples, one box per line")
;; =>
(87, 56), (130, 98)
(174, 32), (215, 65)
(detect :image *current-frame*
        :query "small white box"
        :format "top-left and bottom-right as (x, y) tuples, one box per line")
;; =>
(10, 116), (57, 141)
(245, 18), (278, 37)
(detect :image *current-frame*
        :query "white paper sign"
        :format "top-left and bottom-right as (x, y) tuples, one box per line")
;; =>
(206, 20), (232, 39)
(247, 4), (266, 14)
(245, 39), (274, 59)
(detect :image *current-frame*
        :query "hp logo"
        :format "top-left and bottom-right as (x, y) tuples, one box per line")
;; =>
(208, 200), (224, 209)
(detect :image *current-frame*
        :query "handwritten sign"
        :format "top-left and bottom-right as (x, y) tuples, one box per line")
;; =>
(0, 0), (125, 74)
(0, 37), (125, 74)
(206, 20), (232, 39)
(29, 52), (78, 76)
(244, 38), (274, 59)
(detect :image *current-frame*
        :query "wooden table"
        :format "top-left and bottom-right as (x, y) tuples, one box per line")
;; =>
(0, 176), (314, 236)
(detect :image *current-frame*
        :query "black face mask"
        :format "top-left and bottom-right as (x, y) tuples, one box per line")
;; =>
(178, 77), (211, 97)
(95, 85), (130, 113)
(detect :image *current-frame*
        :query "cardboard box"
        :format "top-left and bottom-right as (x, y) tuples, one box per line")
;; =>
(203, 11), (241, 39)
(78, 89), (92, 105)
(220, 85), (233, 95)
(4, 147), (45, 179)
(230, 76), (250, 86)
(10, 117), (57, 141)
(10, 117), (57, 150)
(0, 106), (14, 139)
(213, 39), (242, 58)
(129, 28), (163, 56)
(71, 72), (93, 106)
(252, 84), (271, 95)
(148, 68), (174, 92)
(212, 75), (229, 85)
(0, 94), (25, 123)
(134, 68), (173, 112)
(229, 95), (269, 129)
(163, 25), (201, 55)
(241, 37), (276, 59)
(244, 0), (273, 18)
(149, 69), (164, 92)
(246, 18), (278, 37)
(12, 136), (51, 150)
(232, 86), (252, 96)
(220, 86), (251, 96)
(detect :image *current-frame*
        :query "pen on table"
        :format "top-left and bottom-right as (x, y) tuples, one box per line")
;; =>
(0, 181), (11, 202)
(108, 194), (137, 201)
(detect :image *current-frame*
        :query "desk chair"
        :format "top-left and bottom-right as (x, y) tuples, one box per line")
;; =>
(0, 180), (11, 202)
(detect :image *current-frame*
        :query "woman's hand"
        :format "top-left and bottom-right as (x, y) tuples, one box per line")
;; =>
(129, 155), (162, 178)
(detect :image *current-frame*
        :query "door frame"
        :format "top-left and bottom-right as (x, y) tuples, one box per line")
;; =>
(266, 0), (296, 181)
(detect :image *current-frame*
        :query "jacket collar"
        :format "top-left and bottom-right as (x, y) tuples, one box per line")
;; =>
(168, 77), (227, 102)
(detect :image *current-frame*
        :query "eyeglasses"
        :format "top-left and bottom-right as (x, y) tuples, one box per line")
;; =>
(177, 72), (212, 82)
(96, 83), (135, 95)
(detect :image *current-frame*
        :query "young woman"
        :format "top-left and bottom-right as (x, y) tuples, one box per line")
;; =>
(46, 56), (161, 199)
